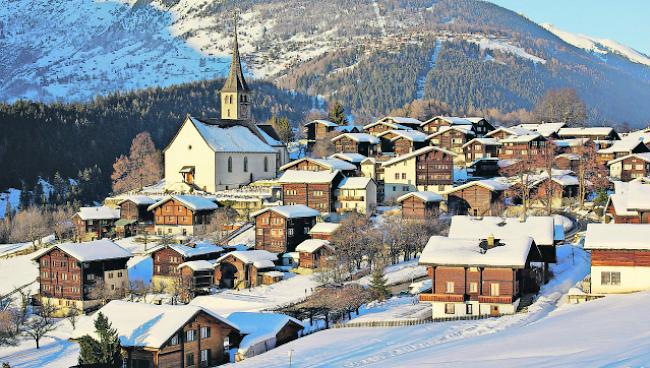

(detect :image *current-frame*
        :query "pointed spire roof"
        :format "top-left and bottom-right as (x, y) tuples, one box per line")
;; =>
(221, 11), (249, 93)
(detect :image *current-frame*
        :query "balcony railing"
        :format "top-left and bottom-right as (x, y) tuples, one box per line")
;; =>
(419, 293), (464, 302)
(339, 196), (365, 201)
(478, 295), (513, 304)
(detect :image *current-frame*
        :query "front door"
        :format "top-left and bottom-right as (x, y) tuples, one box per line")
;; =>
(490, 305), (499, 316)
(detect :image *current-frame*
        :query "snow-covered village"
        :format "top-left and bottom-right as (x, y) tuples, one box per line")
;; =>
(3, 1), (650, 367)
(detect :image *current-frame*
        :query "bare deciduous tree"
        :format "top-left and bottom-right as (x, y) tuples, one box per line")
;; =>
(8, 207), (50, 246)
(533, 88), (587, 127)
(111, 131), (163, 194)
(23, 302), (58, 349)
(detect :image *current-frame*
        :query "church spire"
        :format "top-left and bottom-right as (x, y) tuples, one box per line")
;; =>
(221, 11), (249, 93)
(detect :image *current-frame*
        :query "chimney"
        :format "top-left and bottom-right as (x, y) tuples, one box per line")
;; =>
(487, 233), (495, 249)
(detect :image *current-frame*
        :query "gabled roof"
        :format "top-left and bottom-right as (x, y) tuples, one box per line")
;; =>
(251, 204), (320, 219)
(73, 301), (237, 349)
(165, 242), (224, 258)
(147, 195), (218, 212)
(329, 152), (367, 163)
(280, 158), (355, 172)
(331, 133), (380, 144)
(445, 179), (510, 194)
(607, 152), (650, 166)
(334, 125), (364, 133)
(338, 177), (374, 190)
(553, 138), (591, 148)
(419, 235), (533, 268)
(255, 124), (285, 147)
(76, 206), (120, 221)
(598, 138), (647, 154)
(557, 127), (617, 138)
(422, 116), (473, 126)
(185, 116), (276, 153)
(365, 116), (421, 130)
(304, 119), (338, 128)
(216, 250), (278, 268)
(516, 122), (566, 137)
(117, 195), (157, 206)
(462, 137), (502, 148)
(448, 215), (558, 246)
(605, 181), (650, 215)
(427, 125), (475, 138)
(277, 170), (341, 184)
(382, 146), (456, 167)
(387, 130), (429, 142)
(584, 224), (650, 250)
(397, 191), (443, 203)
(33, 239), (132, 262)
(485, 126), (533, 138)
(500, 133), (544, 143)
(295, 239), (334, 253)
(227, 312), (303, 354)
(309, 222), (341, 235)
(555, 153), (580, 160)
(177, 260), (216, 271)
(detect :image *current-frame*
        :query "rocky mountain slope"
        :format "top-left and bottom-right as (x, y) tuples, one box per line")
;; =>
(1, 0), (650, 124)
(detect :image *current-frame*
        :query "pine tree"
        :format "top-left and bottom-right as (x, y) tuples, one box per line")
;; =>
(19, 180), (31, 209)
(368, 266), (390, 301)
(269, 115), (293, 142)
(78, 312), (122, 367)
(328, 101), (348, 126)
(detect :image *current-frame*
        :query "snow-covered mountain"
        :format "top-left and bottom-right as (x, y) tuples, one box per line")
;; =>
(542, 23), (650, 67)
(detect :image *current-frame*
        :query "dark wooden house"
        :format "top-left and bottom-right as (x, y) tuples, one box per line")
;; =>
(214, 250), (279, 289)
(252, 205), (319, 253)
(151, 242), (224, 288)
(278, 170), (344, 214)
(116, 195), (156, 237)
(148, 195), (219, 236)
(72, 206), (121, 241)
(397, 191), (443, 220)
(607, 153), (650, 181)
(463, 138), (501, 164)
(331, 133), (380, 156)
(446, 180), (510, 217)
(427, 125), (476, 156)
(498, 133), (547, 161)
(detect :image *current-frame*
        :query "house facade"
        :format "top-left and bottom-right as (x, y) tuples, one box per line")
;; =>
(337, 177), (377, 215)
(151, 242), (224, 288)
(445, 180), (510, 217)
(607, 153), (650, 181)
(148, 195), (219, 236)
(214, 250), (278, 289)
(278, 170), (343, 214)
(498, 134), (547, 161)
(252, 205), (319, 253)
(603, 181), (650, 224)
(331, 133), (380, 156)
(296, 239), (335, 269)
(463, 138), (501, 164)
(72, 206), (120, 241)
(397, 191), (443, 220)
(116, 195), (156, 237)
(427, 126), (475, 157)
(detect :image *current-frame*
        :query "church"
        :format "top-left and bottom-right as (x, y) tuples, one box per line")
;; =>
(163, 19), (289, 193)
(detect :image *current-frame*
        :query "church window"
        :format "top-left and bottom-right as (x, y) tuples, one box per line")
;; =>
(264, 157), (269, 172)
(244, 157), (248, 172)
(228, 157), (233, 173)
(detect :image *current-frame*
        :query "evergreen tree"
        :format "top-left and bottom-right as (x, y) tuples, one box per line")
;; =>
(78, 312), (122, 367)
(19, 180), (31, 209)
(268, 115), (294, 142)
(368, 266), (390, 301)
(328, 101), (348, 126)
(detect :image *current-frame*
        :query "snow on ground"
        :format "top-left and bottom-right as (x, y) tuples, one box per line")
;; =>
(348, 296), (431, 325)
(231, 244), (595, 367)
(356, 259), (427, 287)
(553, 214), (574, 232)
(0, 253), (39, 295)
(0, 234), (55, 258)
(468, 37), (547, 64)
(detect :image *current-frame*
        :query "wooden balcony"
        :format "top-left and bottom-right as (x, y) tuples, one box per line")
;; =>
(419, 293), (464, 302)
(339, 196), (365, 201)
(478, 295), (513, 304)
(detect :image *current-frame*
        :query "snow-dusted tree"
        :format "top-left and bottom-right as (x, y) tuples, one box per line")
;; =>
(78, 312), (122, 367)
(268, 115), (294, 143)
(66, 308), (79, 330)
(532, 143), (558, 215)
(50, 205), (74, 241)
(503, 157), (538, 218)
(368, 266), (390, 301)
(328, 101), (347, 126)
(196, 207), (239, 243)
(111, 131), (162, 194)
(23, 302), (58, 349)
(575, 144), (609, 208)
(8, 206), (50, 245)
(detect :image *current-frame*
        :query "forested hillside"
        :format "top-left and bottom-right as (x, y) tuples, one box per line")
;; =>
(0, 79), (314, 193)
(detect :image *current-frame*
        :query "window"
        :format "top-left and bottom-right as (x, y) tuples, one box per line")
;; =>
(490, 283), (500, 296)
(257, 228), (264, 236)
(313, 191), (324, 197)
(401, 173), (406, 180)
(170, 334), (179, 345)
(446, 281), (454, 293)
(228, 157), (233, 173)
(87, 274), (95, 281)
(444, 303), (455, 314)
(466, 304), (473, 315)
(186, 352), (195, 367)
(200, 349), (210, 364)
(244, 157), (248, 172)
(469, 282), (478, 293)
(108, 272), (113, 279)
(117, 271), (122, 277)
(394, 173), (400, 180)
(200, 326), (211, 339)
(288, 228), (294, 236)
(186, 329), (196, 342)
(601, 271), (621, 286)
(264, 157), (269, 172)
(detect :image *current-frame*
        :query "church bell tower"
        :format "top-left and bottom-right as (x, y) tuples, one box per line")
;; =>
(220, 12), (251, 121)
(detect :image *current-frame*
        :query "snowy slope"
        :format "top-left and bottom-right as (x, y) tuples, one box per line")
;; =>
(542, 23), (650, 67)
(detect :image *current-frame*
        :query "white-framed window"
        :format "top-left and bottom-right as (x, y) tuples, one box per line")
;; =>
(466, 304), (473, 315)
(446, 281), (454, 293)
(186, 329), (196, 342)
(444, 303), (455, 314)
(200, 349), (210, 363)
(288, 228), (294, 236)
(469, 282), (478, 293)
(87, 274), (95, 281)
(200, 326), (211, 339)
(601, 271), (621, 285)
(170, 334), (179, 345)
(490, 283), (500, 296)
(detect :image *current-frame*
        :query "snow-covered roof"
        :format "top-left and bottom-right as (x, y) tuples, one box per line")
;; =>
(331, 133), (380, 144)
(448, 215), (558, 246)
(445, 179), (511, 193)
(465, 117), (488, 124)
(216, 250), (278, 268)
(329, 152), (367, 163)
(584, 224), (650, 250)
(334, 125), (364, 133)
(382, 146), (456, 167)
(117, 195), (157, 206)
(296, 239), (334, 253)
(147, 195), (218, 212)
(598, 138), (646, 154)
(252, 204), (320, 219)
(397, 191), (443, 203)
(424, 116), (473, 126)
(382, 116), (423, 126)
(76, 206), (120, 221)
(177, 260), (216, 271)
(277, 169), (340, 184)
(255, 125), (284, 147)
(72, 301), (237, 349)
(363, 121), (410, 131)
(167, 242), (224, 258)
(305, 119), (338, 127)
(516, 122), (565, 136)
(557, 127), (616, 137)
(427, 125), (475, 138)
(553, 138), (590, 148)
(550, 174), (579, 186)
(555, 153), (580, 160)
(34, 239), (132, 262)
(419, 235), (533, 268)
(500, 133), (543, 143)
(227, 312), (303, 354)
(606, 181), (650, 215)
(309, 222), (341, 234)
(607, 152), (650, 166)
(485, 126), (533, 138)
(280, 158), (355, 172)
(388, 130), (429, 142)
(462, 137), (502, 148)
(338, 177), (373, 190)
(187, 116), (276, 153)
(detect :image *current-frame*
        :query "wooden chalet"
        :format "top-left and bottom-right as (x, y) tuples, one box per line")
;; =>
(485, 126), (532, 141)
(295, 239), (335, 269)
(467, 158), (501, 178)
(73, 300), (238, 368)
(115, 195), (156, 237)
(151, 242), (224, 288)
(554, 153), (581, 172)
(445, 179), (510, 217)
(33, 239), (132, 316)
(462, 137), (501, 163)
(308, 222), (340, 241)
(420, 116), (473, 135)
(377, 130), (429, 155)
(584, 224), (650, 294)
(604, 181), (650, 224)
(427, 125), (476, 157)
(598, 139), (649, 165)
(530, 174), (580, 208)
(72, 206), (120, 241)
(364, 116), (421, 136)
(498, 133), (547, 160)
(277, 170), (344, 214)
(397, 191), (443, 220)
(331, 133), (380, 156)
(178, 260), (217, 295)
(227, 312), (304, 361)
(214, 250), (279, 289)
(148, 195), (219, 236)
(279, 157), (357, 177)
(607, 153), (650, 181)
(419, 235), (542, 319)
(304, 119), (340, 143)
(381, 146), (455, 201)
(252, 205), (320, 253)
(553, 138), (592, 155)
(557, 127), (620, 142)
(515, 122), (565, 138)
(465, 117), (496, 137)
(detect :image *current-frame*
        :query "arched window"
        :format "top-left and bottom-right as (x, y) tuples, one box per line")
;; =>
(243, 157), (248, 172)
(228, 157), (233, 173)
(264, 157), (269, 172)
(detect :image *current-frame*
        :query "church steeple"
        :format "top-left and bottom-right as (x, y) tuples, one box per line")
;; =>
(220, 11), (251, 121)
